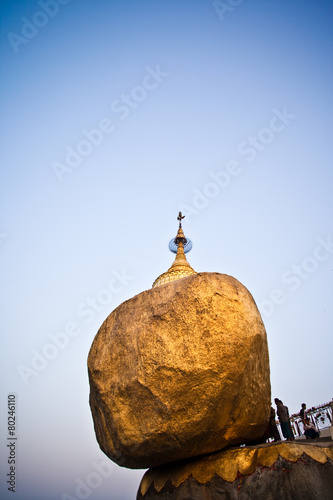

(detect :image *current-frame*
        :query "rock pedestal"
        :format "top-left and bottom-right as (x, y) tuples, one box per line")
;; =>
(88, 272), (270, 469)
(137, 442), (333, 500)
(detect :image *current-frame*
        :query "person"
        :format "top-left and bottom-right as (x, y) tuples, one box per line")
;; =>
(269, 405), (281, 441)
(300, 403), (307, 423)
(303, 418), (319, 439)
(274, 398), (293, 441)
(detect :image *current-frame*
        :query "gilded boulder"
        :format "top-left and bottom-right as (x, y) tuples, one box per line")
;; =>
(88, 272), (270, 469)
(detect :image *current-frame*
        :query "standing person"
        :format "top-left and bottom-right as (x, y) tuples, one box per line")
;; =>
(269, 405), (281, 442)
(274, 398), (292, 441)
(300, 403), (307, 423)
(288, 418), (295, 440)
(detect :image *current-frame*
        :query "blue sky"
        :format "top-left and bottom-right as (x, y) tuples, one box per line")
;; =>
(0, 0), (332, 498)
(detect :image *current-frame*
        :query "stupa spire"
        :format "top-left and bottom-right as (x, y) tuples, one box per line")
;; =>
(152, 212), (196, 288)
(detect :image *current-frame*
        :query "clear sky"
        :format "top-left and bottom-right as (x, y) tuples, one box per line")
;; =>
(0, 0), (332, 498)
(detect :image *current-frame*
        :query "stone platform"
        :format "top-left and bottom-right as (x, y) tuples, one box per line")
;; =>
(137, 441), (333, 499)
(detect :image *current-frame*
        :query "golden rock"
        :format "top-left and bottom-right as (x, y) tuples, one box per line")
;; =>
(88, 272), (270, 469)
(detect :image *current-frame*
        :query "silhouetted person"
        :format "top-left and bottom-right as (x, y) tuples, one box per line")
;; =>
(300, 403), (307, 423)
(269, 405), (281, 441)
(274, 398), (293, 441)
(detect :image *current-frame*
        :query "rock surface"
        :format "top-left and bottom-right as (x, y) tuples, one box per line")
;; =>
(137, 441), (333, 500)
(88, 272), (270, 469)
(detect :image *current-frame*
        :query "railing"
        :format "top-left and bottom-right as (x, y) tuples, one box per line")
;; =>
(278, 400), (333, 439)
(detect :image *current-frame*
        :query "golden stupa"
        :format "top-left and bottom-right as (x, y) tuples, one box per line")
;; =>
(152, 212), (196, 288)
(88, 210), (271, 470)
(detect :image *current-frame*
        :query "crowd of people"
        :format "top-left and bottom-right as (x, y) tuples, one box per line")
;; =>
(265, 399), (320, 442)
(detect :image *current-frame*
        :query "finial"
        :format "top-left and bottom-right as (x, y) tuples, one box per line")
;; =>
(177, 211), (185, 228)
(169, 213), (192, 253)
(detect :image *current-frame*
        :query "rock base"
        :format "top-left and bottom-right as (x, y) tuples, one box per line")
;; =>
(137, 442), (333, 500)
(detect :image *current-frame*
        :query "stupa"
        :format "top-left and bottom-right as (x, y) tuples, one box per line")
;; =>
(88, 213), (271, 469)
(152, 212), (196, 287)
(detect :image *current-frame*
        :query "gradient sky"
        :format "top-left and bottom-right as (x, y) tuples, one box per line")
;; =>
(1, 0), (332, 499)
